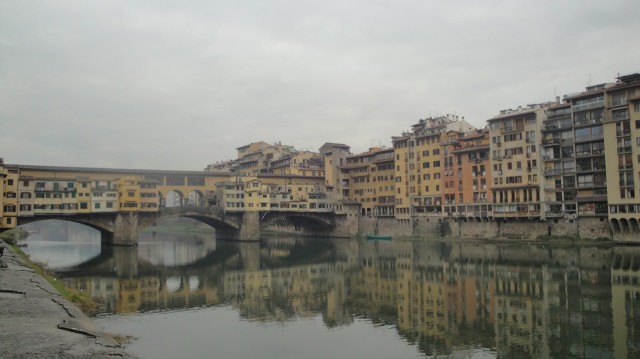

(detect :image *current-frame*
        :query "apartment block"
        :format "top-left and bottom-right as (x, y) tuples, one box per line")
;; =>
(541, 103), (576, 218)
(489, 105), (546, 219)
(338, 147), (395, 217)
(392, 115), (475, 219)
(441, 128), (492, 218)
(320, 143), (351, 203)
(565, 84), (610, 218)
(604, 73), (640, 232)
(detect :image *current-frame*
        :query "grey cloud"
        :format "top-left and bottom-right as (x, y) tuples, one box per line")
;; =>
(1, 0), (639, 169)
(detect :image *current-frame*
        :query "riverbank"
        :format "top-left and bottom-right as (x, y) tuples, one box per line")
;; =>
(0, 240), (135, 359)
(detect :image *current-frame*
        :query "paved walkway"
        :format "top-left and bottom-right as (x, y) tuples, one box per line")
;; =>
(0, 241), (135, 358)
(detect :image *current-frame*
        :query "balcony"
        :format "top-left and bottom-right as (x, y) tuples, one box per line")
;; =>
(610, 98), (628, 107)
(572, 100), (604, 112)
(575, 134), (604, 143)
(606, 112), (630, 123)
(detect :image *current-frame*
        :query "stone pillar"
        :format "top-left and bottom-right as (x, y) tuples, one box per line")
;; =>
(331, 203), (360, 237)
(112, 212), (139, 246)
(239, 211), (260, 241)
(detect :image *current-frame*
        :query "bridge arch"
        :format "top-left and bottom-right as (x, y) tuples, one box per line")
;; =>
(164, 190), (185, 207)
(186, 190), (205, 207)
(16, 216), (115, 244)
(610, 219), (621, 234)
(157, 207), (242, 241)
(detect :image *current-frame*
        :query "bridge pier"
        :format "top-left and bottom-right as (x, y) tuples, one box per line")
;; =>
(109, 212), (157, 246)
(239, 211), (260, 241)
(108, 212), (141, 246)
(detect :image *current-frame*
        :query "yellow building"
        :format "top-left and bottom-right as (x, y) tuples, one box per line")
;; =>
(339, 147), (394, 217)
(31, 177), (78, 215)
(489, 105), (547, 219)
(270, 151), (318, 176)
(76, 178), (92, 213)
(1, 165), (19, 228)
(604, 73), (640, 233)
(392, 115), (475, 220)
(320, 143), (351, 204)
(216, 175), (329, 213)
(116, 176), (158, 212)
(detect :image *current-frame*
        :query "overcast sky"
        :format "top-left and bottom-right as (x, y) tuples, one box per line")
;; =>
(1, 0), (639, 170)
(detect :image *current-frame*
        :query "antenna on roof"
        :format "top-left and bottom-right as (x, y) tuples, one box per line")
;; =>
(587, 73), (592, 87)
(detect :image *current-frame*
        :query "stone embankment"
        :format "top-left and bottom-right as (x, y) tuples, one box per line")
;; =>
(0, 240), (134, 359)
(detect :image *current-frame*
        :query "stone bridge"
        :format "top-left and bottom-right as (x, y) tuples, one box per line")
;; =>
(15, 207), (259, 245)
(12, 207), (357, 245)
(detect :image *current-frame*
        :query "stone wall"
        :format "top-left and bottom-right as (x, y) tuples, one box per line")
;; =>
(262, 210), (630, 242)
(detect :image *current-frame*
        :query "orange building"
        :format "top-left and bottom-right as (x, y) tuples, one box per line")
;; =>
(441, 128), (492, 219)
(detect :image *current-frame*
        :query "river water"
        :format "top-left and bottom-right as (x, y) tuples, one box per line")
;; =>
(17, 220), (640, 359)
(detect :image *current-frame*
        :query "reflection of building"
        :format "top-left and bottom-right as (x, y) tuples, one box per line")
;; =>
(53, 237), (640, 358)
(611, 248), (640, 359)
(494, 265), (551, 358)
(223, 263), (349, 325)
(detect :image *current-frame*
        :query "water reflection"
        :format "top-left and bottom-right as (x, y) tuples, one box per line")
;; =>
(18, 220), (101, 269)
(27, 231), (640, 358)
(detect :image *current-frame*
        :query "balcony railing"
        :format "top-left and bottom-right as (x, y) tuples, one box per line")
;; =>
(572, 100), (604, 112)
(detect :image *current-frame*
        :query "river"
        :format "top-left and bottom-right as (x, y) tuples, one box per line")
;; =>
(17, 220), (640, 359)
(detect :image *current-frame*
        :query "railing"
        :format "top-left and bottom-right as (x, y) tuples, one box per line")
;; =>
(572, 100), (604, 112)
(610, 98), (628, 107)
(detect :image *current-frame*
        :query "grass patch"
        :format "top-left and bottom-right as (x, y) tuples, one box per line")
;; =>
(9, 244), (98, 315)
(0, 228), (29, 244)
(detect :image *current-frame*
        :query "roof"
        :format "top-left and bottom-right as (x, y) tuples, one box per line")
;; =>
(6, 164), (231, 177)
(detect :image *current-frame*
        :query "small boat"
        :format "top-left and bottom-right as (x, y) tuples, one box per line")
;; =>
(366, 234), (392, 241)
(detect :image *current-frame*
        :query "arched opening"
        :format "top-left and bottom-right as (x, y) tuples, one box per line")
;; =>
(165, 277), (182, 292)
(630, 218), (639, 233)
(165, 190), (185, 208)
(186, 190), (205, 207)
(620, 218), (630, 234)
(610, 219), (621, 234)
